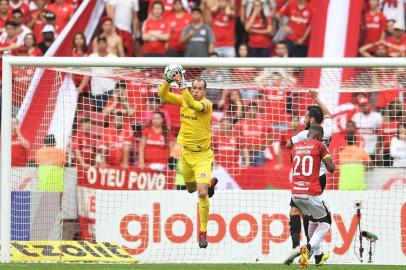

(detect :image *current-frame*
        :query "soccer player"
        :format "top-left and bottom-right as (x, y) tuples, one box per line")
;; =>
(159, 64), (218, 248)
(284, 90), (333, 264)
(290, 125), (335, 267)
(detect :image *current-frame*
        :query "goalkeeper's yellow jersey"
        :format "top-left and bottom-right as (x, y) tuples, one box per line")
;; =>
(159, 82), (212, 151)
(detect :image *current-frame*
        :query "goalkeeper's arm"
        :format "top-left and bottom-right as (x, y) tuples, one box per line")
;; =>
(180, 87), (206, 112)
(158, 82), (182, 106)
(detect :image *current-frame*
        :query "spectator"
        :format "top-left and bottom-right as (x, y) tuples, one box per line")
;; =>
(0, 0), (11, 35)
(11, 118), (30, 166)
(166, 0), (191, 57)
(141, 95), (172, 128)
(87, 34), (117, 112)
(35, 134), (67, 192)
(102, 80), (135, 124)
(73, 117), (98, 168)
(359, 40), (390, 57)
(105, 0), (139, 56)
(362, 0), (386, 45)
(330, 120), (365, 155)
(139, 111), (173, 170)
(9, 0), (30, 24)
(169, 142), (186, 190)
(209, 0), (236, 57)
(181, 7), (215, 57)
(385, 19), (396, 38)
(390, 123), (406, 167)
(274, 40), (289, 57)
(72, 32), (87, 57)
(378, 100), (403, 166)
(37, 24), (56, 54)
(244, 0), (272, 57)
(235, 101), (273, 167)
(97, 111), (134, 169)
(0, 20), (19, 54)
(142, 1), (169, 57)
(200, 52), (232, 104)
(278, 0), (313, 57)
(47, 0), (74, 34)
(240, 0), (276, 24)
(212, 117), (241, 168)
(351, 96), (383, 161)
(28, 0), (48, 43)
(18, 33), (42, 56)
(338, 134), (371, 190)
(237, 42), (249, 57)
(11, 8), (32, 46)
(218, 89), (244, 124)
(385, 23), (406, 57)
(93, 16), (124, 57)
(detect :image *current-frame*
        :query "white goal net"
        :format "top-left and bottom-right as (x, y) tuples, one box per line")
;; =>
(1, 57), (405, 265)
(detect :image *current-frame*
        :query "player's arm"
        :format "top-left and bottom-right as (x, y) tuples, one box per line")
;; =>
(322, 154), (335, 173)
(309, 89), (331, 118)
(286, 130), (307, 149)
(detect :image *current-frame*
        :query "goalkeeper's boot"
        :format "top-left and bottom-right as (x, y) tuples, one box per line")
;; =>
(208, 178), (218, 198)
(283, 246), (300, 265)
(299, 245), (309, 268)
(198, 232), (208, 248)
(315, 252), (329, 267)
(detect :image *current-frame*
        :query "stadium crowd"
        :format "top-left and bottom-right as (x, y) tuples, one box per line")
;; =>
(5, 0), (406, 191)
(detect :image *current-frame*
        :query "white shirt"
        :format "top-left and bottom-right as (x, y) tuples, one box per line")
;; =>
(108, 0), (139, 33)
(390, 137), (406, 167)
(89, 52), (117, 96)
(0, 25), (32, 47)
(351, 111), (382, 155)
(291, 117), (333, 176)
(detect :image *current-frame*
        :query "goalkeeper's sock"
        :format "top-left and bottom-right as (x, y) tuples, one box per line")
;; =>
(290, 215), (301, 249)
(199, 195), (210, 233)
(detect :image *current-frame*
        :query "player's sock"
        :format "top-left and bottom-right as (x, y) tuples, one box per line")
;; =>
(309, 222), (330, 253)
(199, 195), (210, 233)
(208, 177), (218, 198)
(290, 215), (301, 248)
(303, 216), (310, 243)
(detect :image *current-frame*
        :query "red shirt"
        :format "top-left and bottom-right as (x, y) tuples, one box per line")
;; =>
(379, 121), (398, 152)
(213, 130), (240, 167)
(0, 35), (19, 55)
(385, 34), (406, 55)
(212, 10), (235, 47)
(99, 125), (134, 165)
(0, 11), (12, 35)
(262, 88), (288, 124)
(10, 1), (30, 24)
(279, 1), (313, 44)
(126, 82), (150, 124)
(32, 13), (46, 43)
(17, 46), (43, 56)
(248, 16), (272, 48)
(166, 12), (191, 51)
(11, 133), (28, 166)
(363, 11), (386, 44)
(142, 126), (171, 165)
(73, 130), (99, 166)
(291, 139), (329, 195)
(48, 3), (75, 33)
(142, 17), (169, 55)
(235, 118), (272, 150)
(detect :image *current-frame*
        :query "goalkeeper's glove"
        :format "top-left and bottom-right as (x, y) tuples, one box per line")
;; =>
(164, 64), (184, 83)
(174, 66), (187, 90)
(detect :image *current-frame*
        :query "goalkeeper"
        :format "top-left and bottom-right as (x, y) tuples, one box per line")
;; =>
(159, 64), (218, 248)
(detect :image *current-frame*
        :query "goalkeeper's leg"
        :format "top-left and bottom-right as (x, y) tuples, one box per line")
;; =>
(197, 183), (209, 248)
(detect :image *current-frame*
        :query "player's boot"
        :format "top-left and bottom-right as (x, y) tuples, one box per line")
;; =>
(315, 252), (329, 266)
(299, 245), (309, 268)
(198, 232), (208, 248)
(208, 178), (218, 198)
(283, 246), (300, 265)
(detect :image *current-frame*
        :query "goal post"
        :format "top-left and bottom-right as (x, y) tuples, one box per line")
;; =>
(1, 55), (406, 264)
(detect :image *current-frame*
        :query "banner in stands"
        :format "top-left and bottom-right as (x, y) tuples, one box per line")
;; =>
(95, 190), (406, 264)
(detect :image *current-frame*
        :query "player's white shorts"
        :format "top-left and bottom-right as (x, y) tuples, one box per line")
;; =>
(291, 194), (329, 220)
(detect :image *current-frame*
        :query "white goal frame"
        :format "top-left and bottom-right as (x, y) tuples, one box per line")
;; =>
(2, 56), (406, 263)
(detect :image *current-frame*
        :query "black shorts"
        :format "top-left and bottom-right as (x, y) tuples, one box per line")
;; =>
(290, 174), (327, 208)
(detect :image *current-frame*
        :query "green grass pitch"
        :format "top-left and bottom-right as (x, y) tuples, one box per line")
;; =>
(0, 264), (405, 270)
